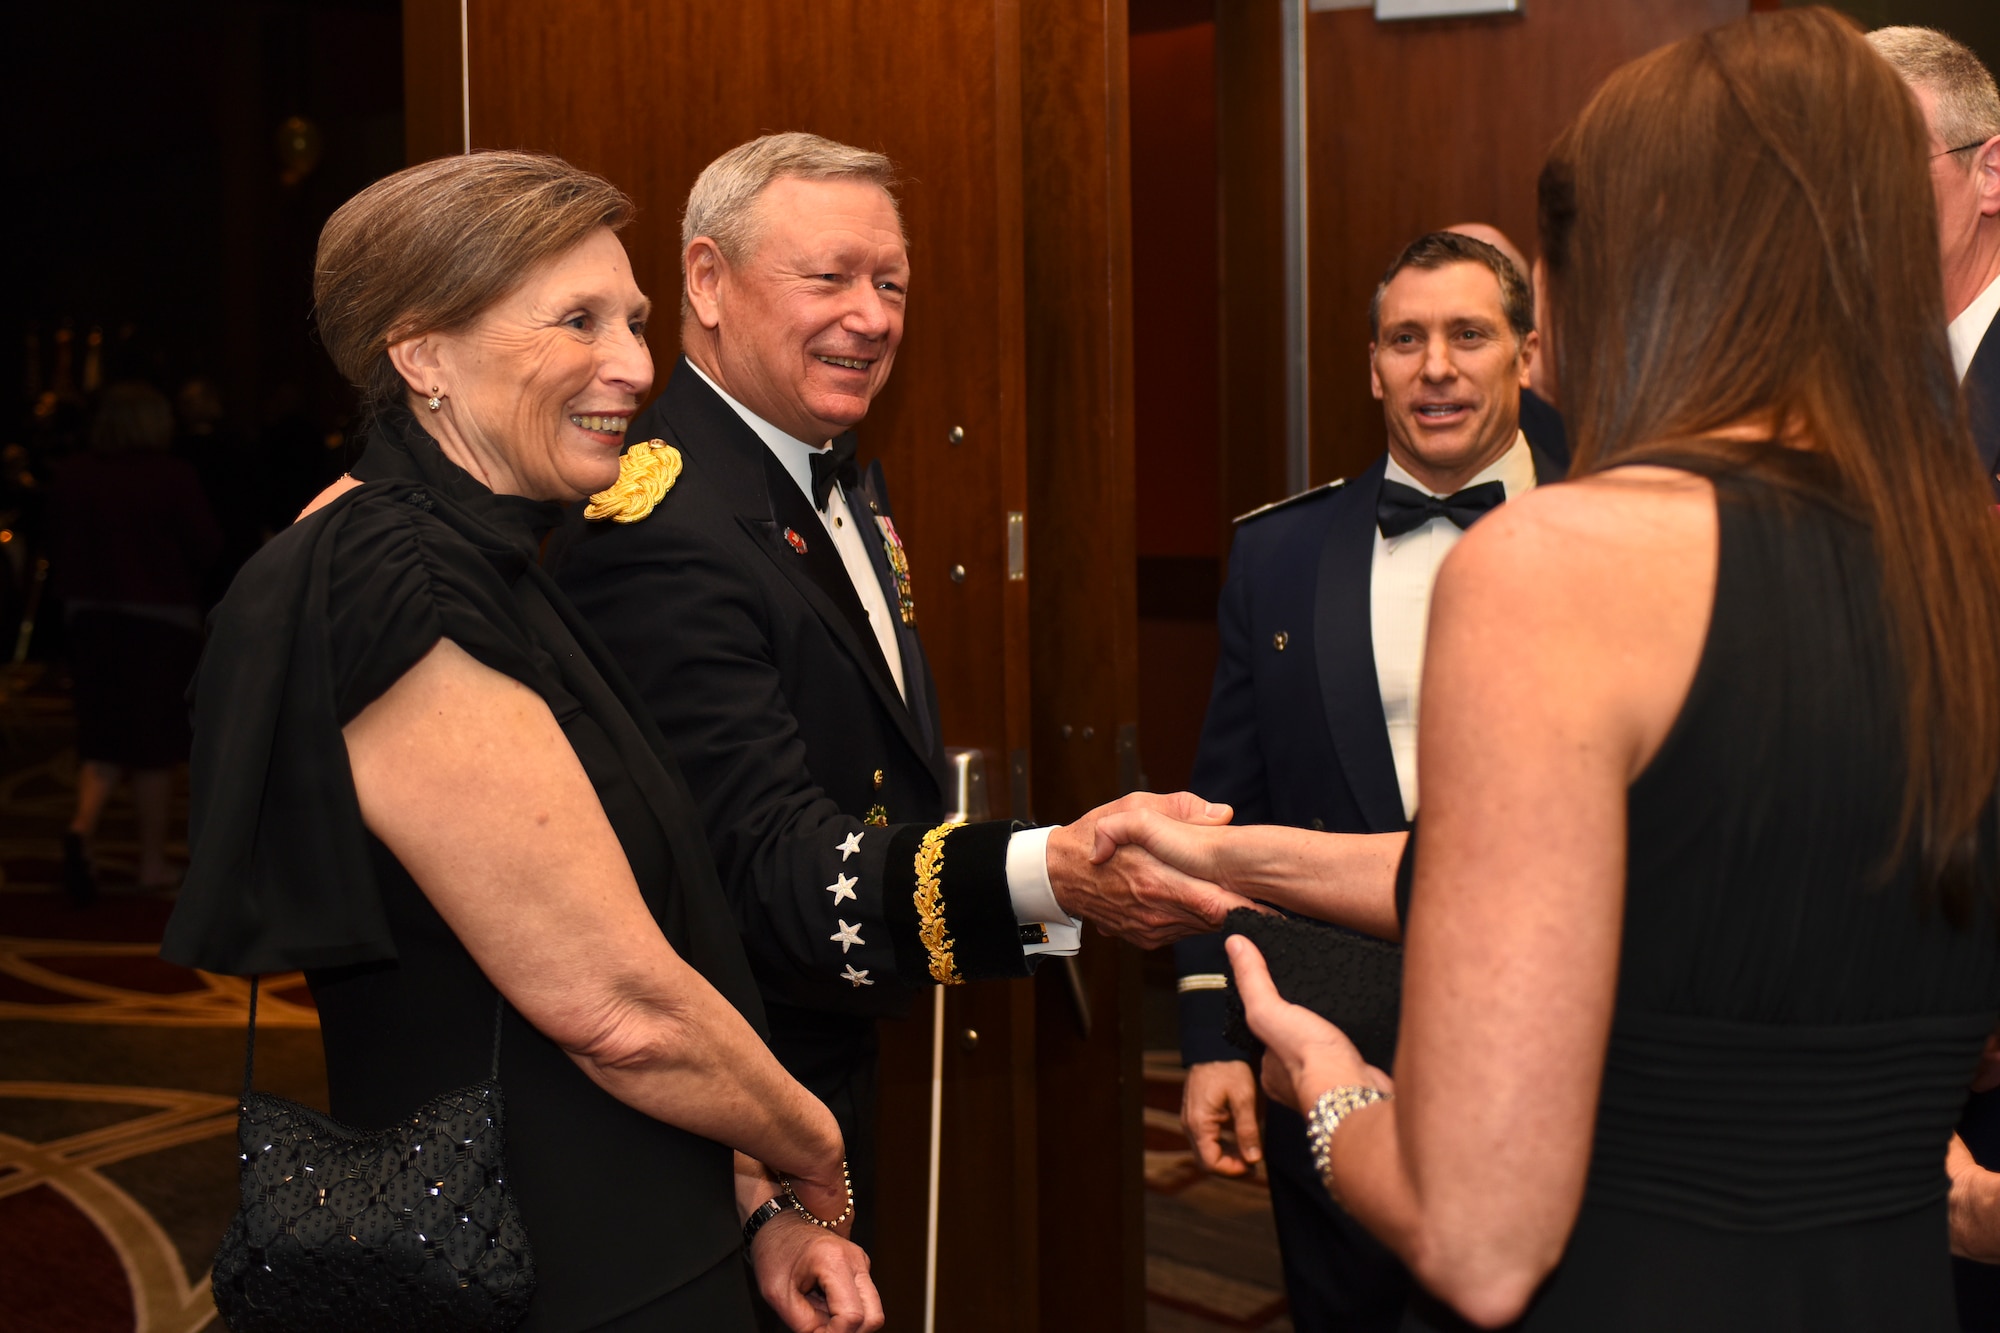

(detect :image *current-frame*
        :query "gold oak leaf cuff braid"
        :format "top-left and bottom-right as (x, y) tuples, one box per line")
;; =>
(584, 439), (683, 523)
(914, 821), (966, 985)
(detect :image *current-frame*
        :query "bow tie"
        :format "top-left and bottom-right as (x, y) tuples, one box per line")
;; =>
(1376, 478), (1507, 539)
(809, 434), (861, 513)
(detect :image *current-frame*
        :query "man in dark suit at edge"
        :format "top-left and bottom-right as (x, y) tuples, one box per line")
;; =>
(547, 133), (1244, 1265)
(1868, 28), (2000, 1327)
(1172, 232), (1564, 1331)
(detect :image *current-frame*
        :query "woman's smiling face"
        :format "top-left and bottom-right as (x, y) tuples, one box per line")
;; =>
(416, 227), (654, 502)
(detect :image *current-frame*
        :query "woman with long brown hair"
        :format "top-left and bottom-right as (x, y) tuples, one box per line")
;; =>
(1094, 9), (2000, 1328)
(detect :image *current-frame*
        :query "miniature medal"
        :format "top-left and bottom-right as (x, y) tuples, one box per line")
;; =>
(875, 516), (916, 626)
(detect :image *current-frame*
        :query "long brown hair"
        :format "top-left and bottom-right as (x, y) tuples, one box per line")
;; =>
(1539, 7), (2000, 909)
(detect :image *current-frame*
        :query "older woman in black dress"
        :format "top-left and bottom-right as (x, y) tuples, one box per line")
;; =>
(165, 153), (881, 1332)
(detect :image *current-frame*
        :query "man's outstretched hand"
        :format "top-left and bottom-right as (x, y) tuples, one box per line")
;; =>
(1044, 791), (1255, 949)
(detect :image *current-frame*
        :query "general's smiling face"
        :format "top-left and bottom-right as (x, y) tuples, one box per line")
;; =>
(707, 176), (908, 443)
(1370, 261), (1532, 489)
(433, 226), (653, 502)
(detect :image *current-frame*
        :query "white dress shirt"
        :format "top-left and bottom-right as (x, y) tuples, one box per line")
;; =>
(686, 364), (906, 699)
(686, 363), (1079, 955)
(1371, 431), (1538, 819)
(1950, 271), (2000, 382)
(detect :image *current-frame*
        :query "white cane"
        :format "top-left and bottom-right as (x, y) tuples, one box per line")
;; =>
(923, 984), (946, 1333)
(926, 751), (991, 1331)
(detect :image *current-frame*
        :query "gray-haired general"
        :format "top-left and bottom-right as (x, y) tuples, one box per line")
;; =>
(1870, 26), (2000, 497)
(547, 132), (1247, 1261)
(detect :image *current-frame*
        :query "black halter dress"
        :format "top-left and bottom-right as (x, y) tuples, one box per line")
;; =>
(164, 411), (769, 1330)
(1398, 464), (2000, 1331)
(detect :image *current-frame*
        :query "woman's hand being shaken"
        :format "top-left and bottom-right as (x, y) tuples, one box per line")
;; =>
(1042, 791), (1250, 949)
(750, 1211), (885, 1333)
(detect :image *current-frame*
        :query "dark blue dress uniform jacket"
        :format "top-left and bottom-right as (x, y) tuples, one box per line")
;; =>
(1173, 443), (1562, 1063)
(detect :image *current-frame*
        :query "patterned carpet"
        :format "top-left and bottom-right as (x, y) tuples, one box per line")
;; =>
(0, 668), (1287, 1332)
(0, 670), (325, 1333)
(1141, 1048), (1293, 1333)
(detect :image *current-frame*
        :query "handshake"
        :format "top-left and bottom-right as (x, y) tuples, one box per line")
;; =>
(1040, 791), (1261, 949)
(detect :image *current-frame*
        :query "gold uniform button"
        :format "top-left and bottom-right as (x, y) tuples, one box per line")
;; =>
(872, 769), (885, 790)
(1273, 631), (1289, 651)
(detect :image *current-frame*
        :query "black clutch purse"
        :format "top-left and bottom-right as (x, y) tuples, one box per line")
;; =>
(1220, 907), (1404, 1071)
(211, 981), (536, 1333)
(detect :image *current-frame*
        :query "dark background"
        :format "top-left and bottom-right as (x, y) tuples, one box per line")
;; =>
(4, 0), (403, 521)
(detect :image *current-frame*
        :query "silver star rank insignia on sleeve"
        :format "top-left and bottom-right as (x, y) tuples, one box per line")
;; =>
(841, 965), (873, 987)
(830, 920), (864, 953)
(826, 873), (859, 905)
(837, 831), (864, 861)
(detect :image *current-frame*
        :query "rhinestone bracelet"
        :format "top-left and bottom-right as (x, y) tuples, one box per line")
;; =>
(780, 1158), (856, 1230)
(1306, 1085), (1391, 1186)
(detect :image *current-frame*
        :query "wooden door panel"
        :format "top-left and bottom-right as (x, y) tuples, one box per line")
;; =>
(460, 0), (1030, 777)
(407, 3), (1141, 1325)
(414, 1), (1039, 1326)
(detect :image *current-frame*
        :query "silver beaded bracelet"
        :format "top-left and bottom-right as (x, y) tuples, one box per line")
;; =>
(1306, 1085), (1391, 1182)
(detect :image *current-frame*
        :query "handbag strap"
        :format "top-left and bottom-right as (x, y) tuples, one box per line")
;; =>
(238, 976), (507, 1099)
(241, 975), (260, 1098)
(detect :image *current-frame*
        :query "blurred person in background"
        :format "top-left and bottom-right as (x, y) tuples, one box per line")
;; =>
(172, 376), (261, 604)
(50, 380), (220, 903)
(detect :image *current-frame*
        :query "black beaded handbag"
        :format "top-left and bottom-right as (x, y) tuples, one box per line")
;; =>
(1220, 906), (1404, 1071)
(210, 980), (536, 1332)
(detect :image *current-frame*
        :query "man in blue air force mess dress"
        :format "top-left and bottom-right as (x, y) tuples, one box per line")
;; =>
(1173, 232), (1564, 1331)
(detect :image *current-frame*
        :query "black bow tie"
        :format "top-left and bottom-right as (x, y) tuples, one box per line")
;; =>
(808, 434), (861, 513)
(1376, 478), (1507, 539)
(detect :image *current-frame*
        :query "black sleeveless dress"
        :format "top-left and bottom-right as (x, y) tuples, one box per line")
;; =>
(1400, 466), (2000, 1331)
(164, 411), (769, 1330)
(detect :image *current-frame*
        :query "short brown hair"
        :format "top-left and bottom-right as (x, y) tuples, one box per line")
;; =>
(1369, 231), (1534, 343)
(1540, 9), (2000, 906)
(315, 151), (633, 415)
(1868, 26), (2000, 155)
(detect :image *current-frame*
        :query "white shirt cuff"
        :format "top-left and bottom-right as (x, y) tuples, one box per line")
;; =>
(1005, 825), (1081, 957)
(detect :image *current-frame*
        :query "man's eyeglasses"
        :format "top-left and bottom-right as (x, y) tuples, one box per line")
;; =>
(1934, 139), (1994, 159)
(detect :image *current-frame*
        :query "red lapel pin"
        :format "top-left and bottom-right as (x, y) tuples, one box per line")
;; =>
(783, 527), (809, 555)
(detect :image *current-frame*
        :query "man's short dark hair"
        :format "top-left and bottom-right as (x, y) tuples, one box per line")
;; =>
(1369, 231), (1535, 343)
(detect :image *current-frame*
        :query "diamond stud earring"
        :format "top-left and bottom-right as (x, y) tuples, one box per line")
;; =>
(427, 386), (442, 412)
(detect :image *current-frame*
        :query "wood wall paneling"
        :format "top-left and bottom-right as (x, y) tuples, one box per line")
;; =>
(1216, 0), (1291, 526)
(1131, 24), (1220, 565)
(1302, 0), (1748, 483)
(1021, 0), (1145, 1322)
(401, 0), (460, 164)
(1129, 18), (1222, 798)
